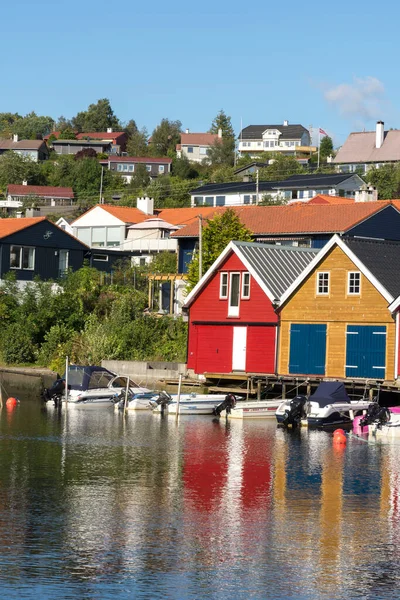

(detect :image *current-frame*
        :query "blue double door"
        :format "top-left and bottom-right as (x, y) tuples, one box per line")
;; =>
(289, 324), (327, 375)
(345, 325), (386, 379)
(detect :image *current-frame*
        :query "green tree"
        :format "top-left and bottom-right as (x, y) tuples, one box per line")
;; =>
(0, 152), (42, 189)
(0, 113), (21, 137)
(124, 119), (138, 137)
(56, 116), (73, 130)
(319, 136), (334, 160)
(258, 154), (304, 181)
(366, 164), (400, 199)
(209, 109), (235, 139)
(127, 163), (151, 192)
(126, 127), (149, 156)
(12, 112), (55, 139)
(186, 209), (253, 290)
(207, 137), (235, 167)
(150, 119), (182, 156)
(72, 98), (121, 132)
(172, 156), (199, 179)
(58, 128), (77, 140)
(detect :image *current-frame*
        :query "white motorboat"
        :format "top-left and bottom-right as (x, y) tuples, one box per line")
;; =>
(150, 391), (228, 415)
(44, 366), (151, 408)
(116, 391), (156, 411)
(216, 399), (283, 419)
(276, 381), (371, 428)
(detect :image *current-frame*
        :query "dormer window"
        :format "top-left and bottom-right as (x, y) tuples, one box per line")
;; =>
(348, 271), (361, 295)
(317, 272), (329, 295)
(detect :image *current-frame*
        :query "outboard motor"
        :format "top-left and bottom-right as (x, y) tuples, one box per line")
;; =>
(149, 391), (172, 414)
(43, 378), (65, 408)
(213, 393), (236, 417)
(281, 395), (308, 427)
(360, 403), (391, 428)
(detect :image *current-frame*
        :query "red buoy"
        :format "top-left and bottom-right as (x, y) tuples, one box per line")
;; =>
(6, 397), (18, 407)
(333, 433), (347, 445)
(333, 428), (345, 437)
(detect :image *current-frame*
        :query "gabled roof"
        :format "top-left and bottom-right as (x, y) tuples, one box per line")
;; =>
(333, 130), (400, 164)
(7, 184), (74, 199)
(239, 124), (308, 140)
(279, 235), (400, 307)
(274, 173), (363, 189)
(191, 180), (278, 195)
(172, 202), (392, 238)
(0, 217), (47, 238)
(0, 139), (47, 150)
(180, 133), (219, 146)
(184, 240), (318, 307)
(108, 156), (172, 164)
(305, 194), (355, 205)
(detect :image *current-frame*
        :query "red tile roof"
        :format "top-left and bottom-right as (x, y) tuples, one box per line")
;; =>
(171, 202), (394, 238)
(180, 133), (220, 146)
(108, 156), (172, 164)
(7, 185), (74, 199)
(305, 194), (356, 205)
(0, 217), (47, 238)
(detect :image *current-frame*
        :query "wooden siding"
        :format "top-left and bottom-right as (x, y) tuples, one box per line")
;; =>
(278, 245), (396, 380)
(189, 252), (277, 324)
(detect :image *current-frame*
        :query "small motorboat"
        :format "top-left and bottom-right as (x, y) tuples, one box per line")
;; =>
(44, 366), (151, 408)
(276, 381), (371, 429)
(214, 394), (283, 419)
(149, 391), (228, 415)
(116, 391), (157, 411)
(353, 404), (400, 438)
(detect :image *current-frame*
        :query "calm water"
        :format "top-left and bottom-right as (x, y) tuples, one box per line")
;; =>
(0, 403), (400, 599)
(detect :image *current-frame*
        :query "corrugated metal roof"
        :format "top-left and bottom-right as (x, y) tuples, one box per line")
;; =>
(233, 241), (318, 299)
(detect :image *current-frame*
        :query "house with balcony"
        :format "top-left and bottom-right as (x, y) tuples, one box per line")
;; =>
(238, 121), (312, 158)
(333, 121), (400, 174)
(108, 156), (172, 182)
(49, 129), (127, 155)
(176, 129), (222, 163)
(0, 136), (49, 161)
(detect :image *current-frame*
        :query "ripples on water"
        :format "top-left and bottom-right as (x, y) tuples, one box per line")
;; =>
(0, 403), (400, 598)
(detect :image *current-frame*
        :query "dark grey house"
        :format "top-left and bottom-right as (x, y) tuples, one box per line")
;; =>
(108, 156), (172, 182)
(52, 139), (112, 155)
(0, 217), (89, 283)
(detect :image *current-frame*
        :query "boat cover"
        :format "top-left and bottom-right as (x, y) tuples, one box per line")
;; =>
(310, 381), (350, 408)
(62, 366), (116, 391)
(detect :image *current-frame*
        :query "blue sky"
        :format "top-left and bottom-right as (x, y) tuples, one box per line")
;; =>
(2, 0), (399, 146)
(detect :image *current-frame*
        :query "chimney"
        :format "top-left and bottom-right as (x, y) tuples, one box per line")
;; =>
(13, 134), (18, 142)
(185, 128), (189, 134)
(355, 185), (378, 203)
(22, 180), (28, 186)
(283, 120), (288, 127)
(137, 196), (154, 216)
(376, 121), (384, 149)
(107, 127), (113, 133)
(218, 128), (222, 139)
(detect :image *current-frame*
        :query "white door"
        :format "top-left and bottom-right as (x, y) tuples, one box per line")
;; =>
(232, 327), (247, 371)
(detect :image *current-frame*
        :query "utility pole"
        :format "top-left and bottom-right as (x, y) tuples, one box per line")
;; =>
(198, 214), (203, 280)
(256, 170), (259, 205)
(99, 166), (104, 203)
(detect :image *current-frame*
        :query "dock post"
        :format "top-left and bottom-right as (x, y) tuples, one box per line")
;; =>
(282, 381), (286, 400)
(124, 377), (130, 411)
(307, 381), (311, 397)
(175, 373), (182, 422)
(257, 379), (262, 401)
(369, 387), (374, 402)
(65, 356), (69, 408)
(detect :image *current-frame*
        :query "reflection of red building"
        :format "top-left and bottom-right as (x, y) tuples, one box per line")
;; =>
(240, 427), (272, 510)
(182, 422), (228, 512)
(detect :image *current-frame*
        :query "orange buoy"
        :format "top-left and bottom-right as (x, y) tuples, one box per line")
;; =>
(333, 432), (347, 445)
(6, 397), (18, 407)
(333, 428), (345, 437)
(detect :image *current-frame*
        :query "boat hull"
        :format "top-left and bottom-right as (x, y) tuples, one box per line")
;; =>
(221, 400), (281, 419)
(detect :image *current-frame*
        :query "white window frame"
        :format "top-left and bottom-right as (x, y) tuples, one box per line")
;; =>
(93, 254), (109, 262)
(146, 165), (152, 172)
(241, 272), (250, 299)
(158, 165), (165, 173)
(228, 272), (241, 317)
(316, 272), (330, 295)
(10, 245), (35, 270)
(220, 272), (228, 299)
(348, 271), (361, 295)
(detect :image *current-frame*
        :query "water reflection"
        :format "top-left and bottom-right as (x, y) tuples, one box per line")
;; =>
(1, 405), (400, 598)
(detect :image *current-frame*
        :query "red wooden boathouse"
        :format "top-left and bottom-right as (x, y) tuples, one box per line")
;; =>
(184, 241), (318, 375)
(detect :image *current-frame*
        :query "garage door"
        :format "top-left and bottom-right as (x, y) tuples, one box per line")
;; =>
(289, 324), (327, 375)
(195, 325), (233, 374)
(345, 325), (386, 379)
(246, 326), (276, 373)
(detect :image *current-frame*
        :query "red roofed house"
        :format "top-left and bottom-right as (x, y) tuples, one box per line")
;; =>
(50, 128), (127, 155)
(176, 128), (222, 163)
(6, 184), (74, 207)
